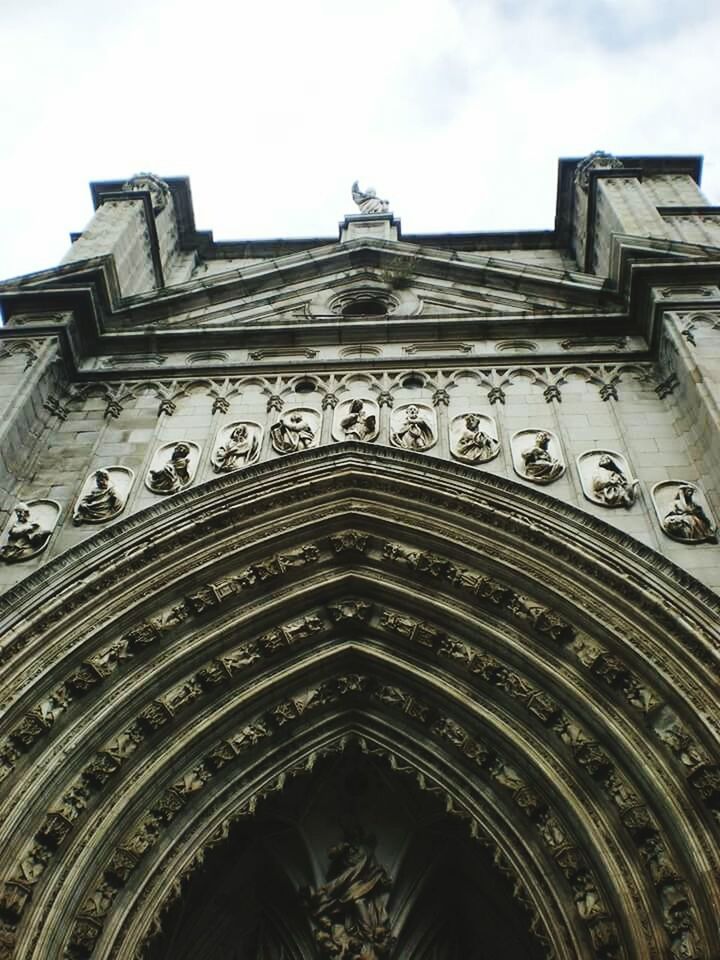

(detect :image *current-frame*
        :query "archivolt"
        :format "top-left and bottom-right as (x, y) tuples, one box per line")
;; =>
(0, 444), (718, 960)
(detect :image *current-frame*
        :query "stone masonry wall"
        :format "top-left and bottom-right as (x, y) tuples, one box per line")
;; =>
(0, 357), (717, 595)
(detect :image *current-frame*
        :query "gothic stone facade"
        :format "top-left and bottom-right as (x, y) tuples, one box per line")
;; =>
(0, 156), (718, 959)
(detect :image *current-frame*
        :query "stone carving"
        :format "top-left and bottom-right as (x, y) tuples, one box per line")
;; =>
(450, 412), (500, 464)
(270, 408), (320, 454)
(351, 181), (390, 214)
(574, 150), (624, 190)
(304, 835), (395, 959)
(511, 430), (565, 484)
(73, 467), (133, 524)
(652, 481), (717, 543)
(211, 421), (262, 472)
(122, 172), (170, 214)
(332, 398), (379, 442)
(146, 441), (200, 494)
(390, 403), (436, 451)
(577, 451), (638, 509)
(0, 500), (59, 563)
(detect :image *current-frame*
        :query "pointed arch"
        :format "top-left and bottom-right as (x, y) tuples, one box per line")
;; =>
(0, 444), (718, 960)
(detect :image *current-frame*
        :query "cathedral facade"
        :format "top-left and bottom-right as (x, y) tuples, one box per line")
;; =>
(0, 155), (718, 959)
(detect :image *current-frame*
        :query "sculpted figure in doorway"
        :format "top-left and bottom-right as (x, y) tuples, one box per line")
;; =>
(305, 838), (395, 960)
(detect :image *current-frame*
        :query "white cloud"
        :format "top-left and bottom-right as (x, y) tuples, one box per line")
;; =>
(1, 0), (719, 279)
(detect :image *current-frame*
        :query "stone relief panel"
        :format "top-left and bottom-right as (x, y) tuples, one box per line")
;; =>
(145, 442), (201, 495)
(450, 413), (500, 464)
(72, 467), (134, 525)
(211, 422), (262, 472)
(651, 481), (717, 544)
(576, 451), (638, 509)
(0, 500), (60, 563)
(332, 398), (379, 442)
(511, 430), (565, 485)
(270, 408), (321, 454)
(390, 403), (436, 451)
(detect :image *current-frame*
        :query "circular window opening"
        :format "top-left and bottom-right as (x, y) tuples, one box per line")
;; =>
(294, 379), (316, 394)
(341, 298), (387, 318)
(402, 374), (425, 390)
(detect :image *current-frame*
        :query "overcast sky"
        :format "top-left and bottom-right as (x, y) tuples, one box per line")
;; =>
(1, 0), (719, 280)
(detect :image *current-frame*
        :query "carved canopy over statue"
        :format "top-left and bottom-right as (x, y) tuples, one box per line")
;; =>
(352, 181), (390, 215)
(304, 837), (395, 960)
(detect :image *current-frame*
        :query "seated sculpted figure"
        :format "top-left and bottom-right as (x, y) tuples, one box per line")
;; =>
(0, 502), (51, 563)
(391, 405), (434, 451)
(73, 469), (122, 524)
(454, 413), (499, 462)
(521, 431), (564, 482)
(591, 455), (637, 508)
(662, 485), (716, 542)
(351, 181), (389, 215)
(148, 442), (192, 494)
(340, 400), (376, 442)
(214, 424), (259, 471)
(271, 412), (315, 454)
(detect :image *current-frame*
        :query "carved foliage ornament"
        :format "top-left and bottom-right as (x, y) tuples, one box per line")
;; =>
(651, 481), (717, 544)
(511, 430), (565, 485)
(576, 450), (638, 509)
(73, 467), (134, 525)
(0, 500), (59, 564)
(145, 441), (200, 494)
(211, 421), (262, 472)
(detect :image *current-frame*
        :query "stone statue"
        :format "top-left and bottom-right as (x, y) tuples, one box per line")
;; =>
(122, 172), (170, 214)
(591, 454), (638, 508)
(453, 413), (500, 463)
(148, 442), (193, 494)
(304, 838), (395, 960)
(520, 431), (564, 483)
(270, 411), (316, 454)
(339, 399), (376, 442)
(391, 404), (435, 451)
(73, 470), (122, 524)
(352, 181), (389, 215)
(662, 485), (716, 542)
(0, 502), (51, 563)
(212, 423), (260, 472)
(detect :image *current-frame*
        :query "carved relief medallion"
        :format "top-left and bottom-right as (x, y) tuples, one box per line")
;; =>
(270, 408), (320, 454)
(73, 467), (134, 524)
(332, 398), (379, 442)
(511, 430), (565, 484)
(0, 499), (60, 563)
(651, 481), (717, 543)
(450, 413), (500, 464)
(390, 403), (436, 451)
(576, 450), (638, 509)
(145, 441), (201, 494)
(211, 421), (262, 472)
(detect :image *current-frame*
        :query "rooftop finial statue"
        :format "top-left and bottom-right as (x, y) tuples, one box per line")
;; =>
(352, 181), (389, 215)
